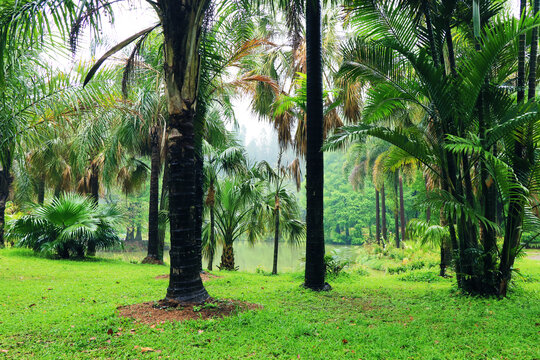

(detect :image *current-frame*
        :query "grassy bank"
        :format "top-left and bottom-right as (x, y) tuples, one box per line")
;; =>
(0, 248), (538, 359)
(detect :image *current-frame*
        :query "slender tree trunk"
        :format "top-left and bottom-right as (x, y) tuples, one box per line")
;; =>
(208, 203), (215, 271)
(157, 152), (169, 261)
(375, 189), (381, 245)
(159, 0), (210, 304)
(87, 164), (99, 256)
(517, 0), (527, 104)
(219, 243), (235, 271)
(304, 0), (329, 291)
(394, 172), (400, 248)
(422, 0), (441, 67)
(0, 193), (6, 248)
(272, 204), (280, 275)
(143, 127), (162, 264)
(500, 0), (536, 297)
(381, 183), (387, 242)
(398, 171), (406, 244)
(37, 178), (45, 204)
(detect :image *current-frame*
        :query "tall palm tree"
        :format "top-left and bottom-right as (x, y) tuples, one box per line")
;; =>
(327, 0), (540, 296)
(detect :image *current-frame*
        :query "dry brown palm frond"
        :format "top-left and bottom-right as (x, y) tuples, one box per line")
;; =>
(288, 158), (302, 192)
(229, 38), (277, 67)
(294, 114), (307, 157)
(323, 105), (343, 139)
(274, 110), (294, 150)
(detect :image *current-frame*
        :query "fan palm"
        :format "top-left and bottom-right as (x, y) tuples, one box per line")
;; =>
(7, 193), (121, 258)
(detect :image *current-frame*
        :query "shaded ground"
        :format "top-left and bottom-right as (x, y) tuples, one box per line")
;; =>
(154, 272), (221, 282)
(117, 299), (262, 325)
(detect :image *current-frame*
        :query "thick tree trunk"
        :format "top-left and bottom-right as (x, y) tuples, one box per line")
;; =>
(398, 172), (406, 244)
(194, 148), (204, 272)
(143, 127), (163, 265)
(159, 0), (210, 304)
(272, 205), (280, 275)
(381, 183), (387, 243)
(134, 224), (142, 242)
(304, 0), (329, 291)
(125, 226), (134, 242)
(375, 189), (381, 245)
(219, 243), (235, 271)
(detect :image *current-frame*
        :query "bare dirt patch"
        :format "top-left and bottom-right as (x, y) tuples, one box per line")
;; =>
(117, 299), (262, 324)
(154, 272), (221, 282)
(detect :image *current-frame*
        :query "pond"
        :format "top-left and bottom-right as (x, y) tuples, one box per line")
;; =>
(98, 241), (364, 273)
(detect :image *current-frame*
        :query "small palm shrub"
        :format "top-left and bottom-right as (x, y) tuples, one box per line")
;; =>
(7, 193), (122, 258)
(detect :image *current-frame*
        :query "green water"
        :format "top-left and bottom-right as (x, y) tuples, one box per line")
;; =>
(98, 241), (364, 273)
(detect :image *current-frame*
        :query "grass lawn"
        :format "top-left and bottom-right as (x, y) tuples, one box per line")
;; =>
(0, 248), (539, 359)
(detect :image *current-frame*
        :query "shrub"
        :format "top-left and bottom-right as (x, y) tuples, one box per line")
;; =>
(324, 253), (350, 276)
(7, 193), (122, 258)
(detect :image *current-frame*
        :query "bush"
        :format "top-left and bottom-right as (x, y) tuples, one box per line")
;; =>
(324, 253), (350, 276)
(7, 193), (122, 258)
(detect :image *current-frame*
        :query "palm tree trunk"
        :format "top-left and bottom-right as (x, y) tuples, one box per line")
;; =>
(304, 0), (328, 291)
(157, 151), (169, 261)
(528, 0), (539, 102)
(37, 177), (45, 204)
(381, 183), (387, 242)
(219, 243), (235, 271)
(0, 192), (6, 248)
(500, 0), (539, 296)
(393, 171), (400, 248)
(208, 204), (215, 271)
(375, 189), (381, 245)
(399, 171), (406, 244)
(272, 205), (280, 275)
(143, 127), (162, 264)
(159, 0), (210, 304)
(421, 0), (441, 67)
(517, 0), (526, 104)
(194, 148), (204, 272)
(87, 164), (99, 256)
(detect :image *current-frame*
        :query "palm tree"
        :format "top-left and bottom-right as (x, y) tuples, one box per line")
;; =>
(258, 153), (305, 275)
(327, 0), (540, 295)
(202, 137), (248, 271)
(212, 172), (266, 270)
(7, 193), (121, 258)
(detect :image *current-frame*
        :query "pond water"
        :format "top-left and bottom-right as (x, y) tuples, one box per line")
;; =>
(98, 241), (364, 273)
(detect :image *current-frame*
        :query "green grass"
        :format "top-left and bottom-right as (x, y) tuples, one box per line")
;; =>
(0, 248), (539, 359)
